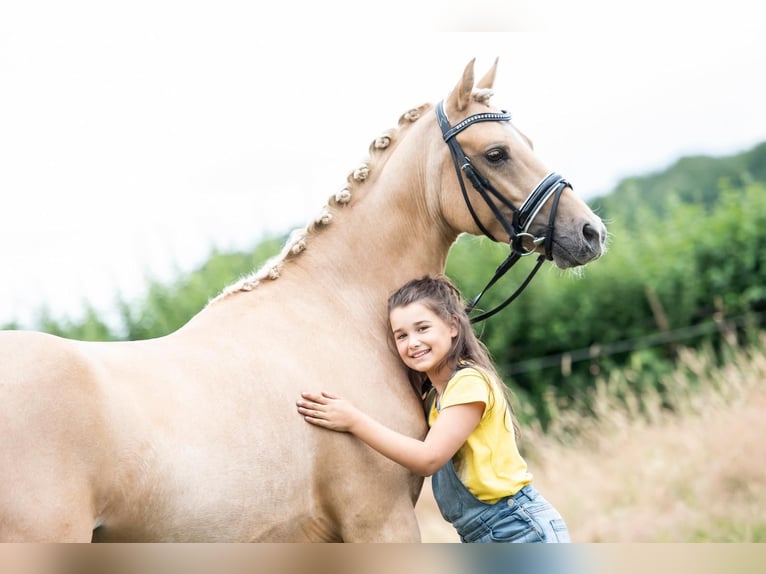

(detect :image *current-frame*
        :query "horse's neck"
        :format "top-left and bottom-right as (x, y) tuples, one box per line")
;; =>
(293, 179), (455, 300)
(183, 185), (448, 335)
(195, 121), (458, 326)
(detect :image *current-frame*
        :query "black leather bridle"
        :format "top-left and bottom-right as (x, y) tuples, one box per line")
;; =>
(435, 100), (571, 323)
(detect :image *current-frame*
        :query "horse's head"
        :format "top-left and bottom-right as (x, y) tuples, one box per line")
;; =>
(434, 58), (606, 269)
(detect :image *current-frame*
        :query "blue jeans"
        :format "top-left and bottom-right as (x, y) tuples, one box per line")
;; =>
(431, 460), (570, 543)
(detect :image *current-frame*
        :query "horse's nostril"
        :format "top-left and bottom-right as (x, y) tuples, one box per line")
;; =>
(582, 223), (602, 249)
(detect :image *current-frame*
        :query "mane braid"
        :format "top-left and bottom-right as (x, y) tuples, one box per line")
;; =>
(209, 102), (432, 305)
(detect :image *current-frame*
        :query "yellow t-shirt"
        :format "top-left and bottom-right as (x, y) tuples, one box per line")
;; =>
(427, 366), (532, 503)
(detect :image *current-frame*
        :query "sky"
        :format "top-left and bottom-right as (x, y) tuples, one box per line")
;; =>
(1, 1), (764, 327)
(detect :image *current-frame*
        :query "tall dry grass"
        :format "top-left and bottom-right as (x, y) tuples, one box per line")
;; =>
(416, 335), (766, 542)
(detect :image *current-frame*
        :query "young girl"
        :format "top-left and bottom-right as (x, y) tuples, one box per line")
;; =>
(296, 275), (570, 543)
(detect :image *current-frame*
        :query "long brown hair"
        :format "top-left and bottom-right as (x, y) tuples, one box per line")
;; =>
(386, 274), (521, 439)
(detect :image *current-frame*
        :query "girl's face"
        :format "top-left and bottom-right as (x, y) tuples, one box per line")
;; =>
(389, 302), (458, 379)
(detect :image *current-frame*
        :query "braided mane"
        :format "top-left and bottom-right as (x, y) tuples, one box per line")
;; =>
(210, 103), (434, 303)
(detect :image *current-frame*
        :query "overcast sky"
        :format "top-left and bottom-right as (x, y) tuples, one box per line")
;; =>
(1, 2), (764, 327)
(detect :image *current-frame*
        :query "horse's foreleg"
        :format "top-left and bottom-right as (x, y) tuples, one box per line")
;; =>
(339, 495), (422, 542)
(369, 502), (422, 542)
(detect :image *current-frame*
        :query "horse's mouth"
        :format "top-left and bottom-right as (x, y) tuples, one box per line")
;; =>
(551, 239), (605, 269)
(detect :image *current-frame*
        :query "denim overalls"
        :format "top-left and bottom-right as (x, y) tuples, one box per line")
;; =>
(431, 459), (570, 543)
(427, 385), (570, 543)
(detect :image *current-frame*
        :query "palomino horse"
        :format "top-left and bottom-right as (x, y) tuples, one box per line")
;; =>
(0, 59), (605, 542)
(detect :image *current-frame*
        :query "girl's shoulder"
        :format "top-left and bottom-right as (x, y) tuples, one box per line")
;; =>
(444, 363), (496, 403)
(448, 363), (507, 406)
(453, 361), (494, 385)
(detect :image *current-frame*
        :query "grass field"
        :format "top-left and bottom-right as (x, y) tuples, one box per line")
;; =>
(416, 336), (766, 542)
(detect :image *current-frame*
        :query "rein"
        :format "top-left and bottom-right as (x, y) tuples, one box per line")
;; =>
(435, 101), (570, 323)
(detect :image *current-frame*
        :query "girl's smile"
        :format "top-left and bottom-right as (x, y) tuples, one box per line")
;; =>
(389, 302), (457, 382)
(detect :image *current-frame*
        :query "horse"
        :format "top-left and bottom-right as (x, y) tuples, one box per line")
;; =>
(0, 58), (606, 542)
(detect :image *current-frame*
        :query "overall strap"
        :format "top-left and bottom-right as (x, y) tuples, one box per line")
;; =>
(422, 383), (438, 421)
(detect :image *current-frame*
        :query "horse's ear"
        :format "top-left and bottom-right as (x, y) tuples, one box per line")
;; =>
(447, 58), (475, 112)
(476, 57), (499, 90)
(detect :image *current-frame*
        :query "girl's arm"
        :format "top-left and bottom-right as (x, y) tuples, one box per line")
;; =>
(296, 391), (483, 477)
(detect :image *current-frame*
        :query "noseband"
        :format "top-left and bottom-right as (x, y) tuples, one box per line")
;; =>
(435, 101), (570, 323)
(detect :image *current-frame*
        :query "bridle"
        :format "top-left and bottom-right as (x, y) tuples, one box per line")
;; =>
(435, 100), (571, 323)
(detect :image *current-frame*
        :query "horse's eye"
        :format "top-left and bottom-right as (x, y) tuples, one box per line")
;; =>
(485, 148), (508, 163)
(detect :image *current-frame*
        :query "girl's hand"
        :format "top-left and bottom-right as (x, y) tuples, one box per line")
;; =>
(298, 391), (484, 477)
(296, 391), (358, 433)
